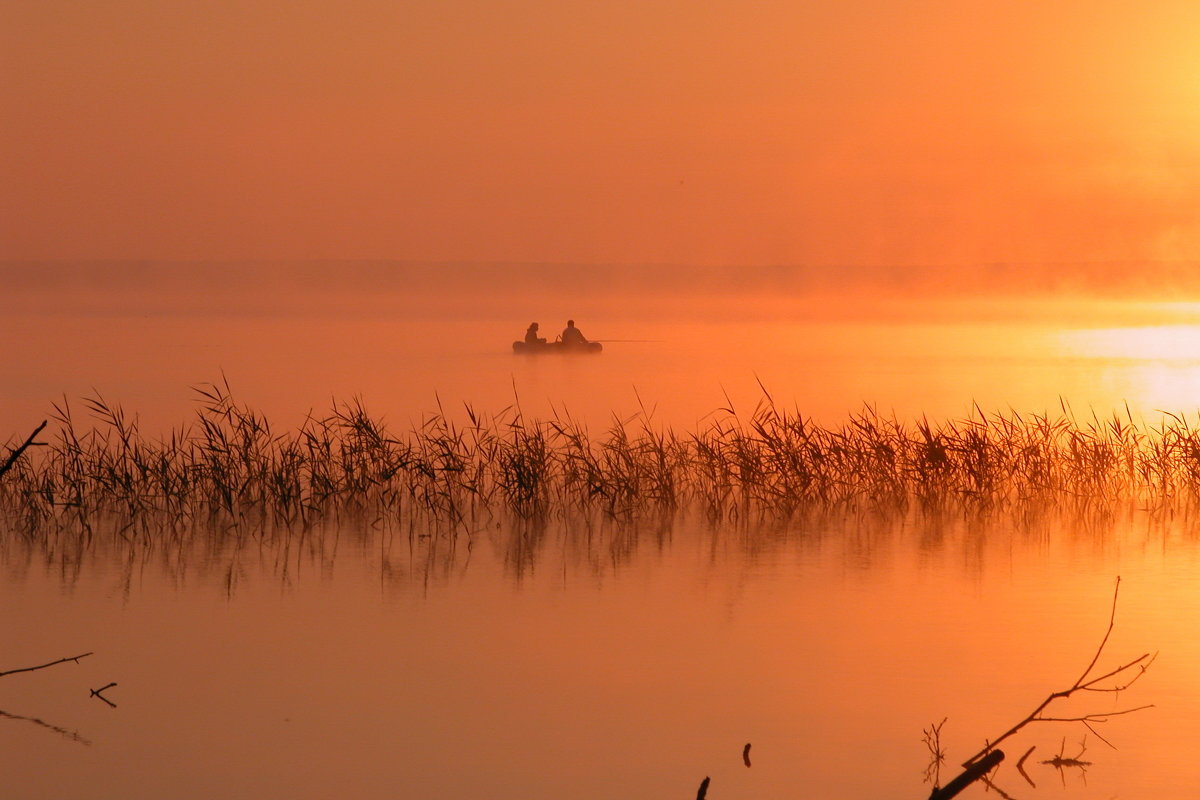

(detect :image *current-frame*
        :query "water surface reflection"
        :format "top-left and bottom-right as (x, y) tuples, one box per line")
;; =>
(3, 508), (1192, 798)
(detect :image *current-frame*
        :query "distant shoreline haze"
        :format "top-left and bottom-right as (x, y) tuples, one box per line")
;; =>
(3, 261), (1199, 325)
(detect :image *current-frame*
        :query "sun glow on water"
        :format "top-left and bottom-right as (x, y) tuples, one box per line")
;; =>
(1056, 322), (1200, 415)
(1060, 324), (1200, 362)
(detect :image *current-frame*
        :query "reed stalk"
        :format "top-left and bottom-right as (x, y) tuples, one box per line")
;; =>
(5, 387), (1200, 537)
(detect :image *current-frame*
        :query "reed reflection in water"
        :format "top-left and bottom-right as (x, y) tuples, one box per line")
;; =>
(1, 502), (1190, 800)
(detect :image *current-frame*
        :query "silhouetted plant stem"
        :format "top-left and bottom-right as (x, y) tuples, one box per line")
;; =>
(11, 387), (1200, 532)
(0, 651), (93, 678)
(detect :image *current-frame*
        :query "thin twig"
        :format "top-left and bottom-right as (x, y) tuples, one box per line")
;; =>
(1036, 705), (1155, 724)
(922, 716), (948, 786)
(1079, 652), (1157, 692)
(962, 576), (1153, 767)
(1072, 577), (1121, 687)
(89, 682), (118, 708)
(0, 651), (93, 678)
(0, 420), (47, 481)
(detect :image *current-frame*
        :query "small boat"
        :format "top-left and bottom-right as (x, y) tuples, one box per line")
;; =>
(512, 340), (603, 354)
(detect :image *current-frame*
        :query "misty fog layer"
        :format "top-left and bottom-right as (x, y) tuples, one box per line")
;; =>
(4, 262), (1200, 438)
(5, 261), (1200, 324)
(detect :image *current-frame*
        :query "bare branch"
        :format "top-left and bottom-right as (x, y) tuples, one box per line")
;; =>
(0, 420), (48, 481)
(1036, 704), (1155, 724)
(1072, 576), (1121, 687)
(89, 682), (118, 708)
(1079, 652), (1157, 691)
(0, 651), (93, 678)
(1081, 720), (1115, 749)
(962, 576), (1153, 767)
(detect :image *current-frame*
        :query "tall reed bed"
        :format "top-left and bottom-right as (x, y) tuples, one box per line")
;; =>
(4, 383), (1200, 537)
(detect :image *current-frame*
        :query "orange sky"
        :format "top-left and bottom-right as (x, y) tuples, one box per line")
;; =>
(3, 0), (1199, 266)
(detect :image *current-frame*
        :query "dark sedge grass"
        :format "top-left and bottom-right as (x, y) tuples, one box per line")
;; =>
(4, 384), (1200, 538)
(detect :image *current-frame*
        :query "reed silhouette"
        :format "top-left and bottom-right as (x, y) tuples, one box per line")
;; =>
(6, 385), (1200, 538)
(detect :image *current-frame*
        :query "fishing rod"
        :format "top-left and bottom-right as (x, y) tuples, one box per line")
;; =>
(589, 339), (663, 343)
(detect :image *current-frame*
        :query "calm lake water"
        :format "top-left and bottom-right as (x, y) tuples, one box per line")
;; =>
(3, 263), (1200, 798)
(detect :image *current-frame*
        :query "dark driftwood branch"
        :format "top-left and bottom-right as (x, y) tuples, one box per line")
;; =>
(961, 576), (1154, 767)
(928, 749), (1004, 800)
(0, 420), (48, 481)
(0, 651), (93, 678)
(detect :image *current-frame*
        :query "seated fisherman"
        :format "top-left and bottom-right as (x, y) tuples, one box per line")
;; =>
(525, 322), (546, 344)
(560, 319), (588, 345)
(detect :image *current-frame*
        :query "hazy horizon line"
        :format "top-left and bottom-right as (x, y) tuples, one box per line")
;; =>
(4, 259), (1200, 301)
